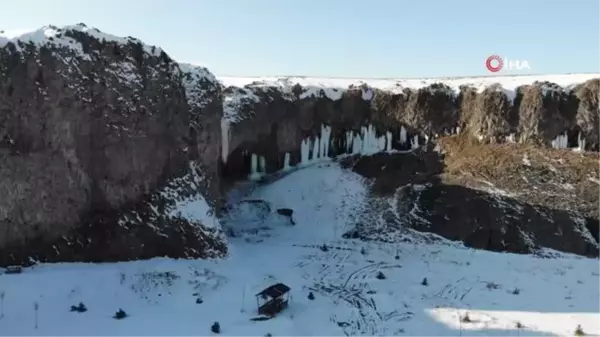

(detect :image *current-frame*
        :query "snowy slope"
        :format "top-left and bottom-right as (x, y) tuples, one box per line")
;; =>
(0, 163), (598, 336)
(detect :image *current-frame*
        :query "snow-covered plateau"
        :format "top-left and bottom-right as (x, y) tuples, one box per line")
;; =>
(0, 24), (599, 336)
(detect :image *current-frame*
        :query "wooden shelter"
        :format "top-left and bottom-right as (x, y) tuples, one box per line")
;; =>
(255, 283), (291, 316)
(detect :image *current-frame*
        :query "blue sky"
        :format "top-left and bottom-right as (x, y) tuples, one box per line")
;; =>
(1, 0), (598, 78)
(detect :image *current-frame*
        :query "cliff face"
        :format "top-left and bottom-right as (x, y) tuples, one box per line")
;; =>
(224, 77), (600, 181)
(219, 75), (600, 257)
(220, 76), (599, 181)
(1, 24), (598, 265)
(0, 24), (226, 266)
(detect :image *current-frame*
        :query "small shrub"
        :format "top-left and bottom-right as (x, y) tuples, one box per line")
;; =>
(421, 277), (428, 286)
(516, 321), (524, 329)
(265, 334), (272, 337)
(70, 302), (87, 313)
(196, 297), (203, 304)
(376, 271), (386, 280)
(307, 292), (315, 300)
(461, 312), (471, 323)
(574, 325), (585, 336)
(211, 321), (221, 334)
(486, 282), (500, 290)
(512, 287), (520, 295)
(113, 309), (127, 320)
(320, 244), (329, 252)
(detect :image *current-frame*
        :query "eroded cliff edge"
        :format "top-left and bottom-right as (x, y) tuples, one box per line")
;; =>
(0, 24), (227, 266)
(219, 75), (600, 257)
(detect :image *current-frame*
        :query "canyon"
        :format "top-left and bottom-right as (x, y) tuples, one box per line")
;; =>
(0, 24), (598, 266)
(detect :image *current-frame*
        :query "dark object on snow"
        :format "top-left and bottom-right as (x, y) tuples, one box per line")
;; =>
(249, 316), (273, 321)
(196, 297), (203, 304)
(511, 287), (520, 295)
(394, 255), (400, 260)
(5, 266), (22, 274)
(461, 312), (471, 323)
(360, 247), (366, 255)
(113, 309), (127, 320)
(265, 333), (273, 337)
(421, 277), (428, 286)
(211, 321), (221, 334)
(276, 208), (295, 225)
(307, 292), (315, 300)
(70, 302), (87, 313)
(255, 283), (291, 317)
(320, 244), (329, 252)
(575, 324), (585, 336)
(342, 230), (360, 239)
(376, 271), (386, 280)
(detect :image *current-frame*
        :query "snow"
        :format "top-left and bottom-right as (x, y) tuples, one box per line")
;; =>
(1, 162), (598, 336)
(163, 162), (221, 230)
(0, 24), (163, 57)
(219, 73), (599, 99)
(170, 193), (220, 230)
(178, 62), (218, 110)
(0, 22), (598, 336)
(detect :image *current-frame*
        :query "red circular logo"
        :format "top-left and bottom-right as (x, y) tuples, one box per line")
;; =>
(486, 55), (503, 72)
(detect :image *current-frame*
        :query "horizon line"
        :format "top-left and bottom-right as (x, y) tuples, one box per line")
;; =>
(215, 71), (600, 80)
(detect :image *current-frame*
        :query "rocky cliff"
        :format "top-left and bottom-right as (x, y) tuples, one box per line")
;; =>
(219, 75), (599, 182)
(1, 24), (598, 266)
(0, 24), (226, 266)
(219, 74), (600, 257)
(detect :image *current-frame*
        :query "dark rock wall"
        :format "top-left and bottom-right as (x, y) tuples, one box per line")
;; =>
(222, 79), (599, 180)
(0, 25), (226, 266)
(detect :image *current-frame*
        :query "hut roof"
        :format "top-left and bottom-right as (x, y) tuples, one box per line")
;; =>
(256, 283), (290, 298)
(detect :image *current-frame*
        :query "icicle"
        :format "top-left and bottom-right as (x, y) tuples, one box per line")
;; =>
(300, 138), (311, 164)
(378, 136), (386, 152)
(386, 131), (392, 152)
(312, 137), (320, 161)
(400, 126), (407, 144)
(577, 132), (586, 152)
(221, 119), (230, 164)
(283, 152), (291, 171)
(352, 133), (362, 154)
(551, 133), (568, 149)
(410, 135), (419, 149)
(346, 131), (354, 153)
(249, 154), (261, 180)
(321, 124), (332, 157)
(259, 156), (266, 174)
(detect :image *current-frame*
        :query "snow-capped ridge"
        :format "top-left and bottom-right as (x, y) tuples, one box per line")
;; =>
(0, 23), (163, 57)
(218, 73), (599, 103)
(178, 62), (219, 111)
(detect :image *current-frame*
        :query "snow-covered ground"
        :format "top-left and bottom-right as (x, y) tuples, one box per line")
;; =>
(0, 163), (598, 336)
(218, 73), (599, 97)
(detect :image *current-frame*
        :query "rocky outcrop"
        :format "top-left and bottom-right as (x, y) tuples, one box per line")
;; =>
(339, 144), (599, 257)
(0, 24), (226, 266)
(220, 75), (599, 182)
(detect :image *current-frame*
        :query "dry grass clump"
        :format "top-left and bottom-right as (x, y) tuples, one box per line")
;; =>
(438, 134), (598, 183)
(438, 134), (599, 218)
